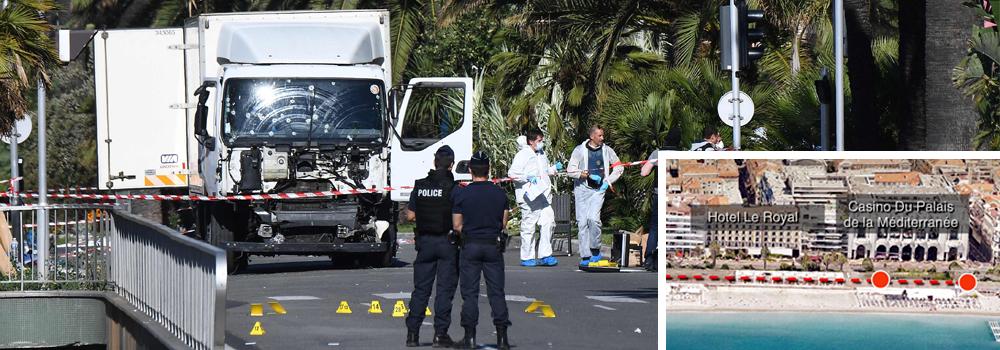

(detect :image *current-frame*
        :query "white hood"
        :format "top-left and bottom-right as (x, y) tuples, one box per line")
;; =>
(516, 135), (529, 150)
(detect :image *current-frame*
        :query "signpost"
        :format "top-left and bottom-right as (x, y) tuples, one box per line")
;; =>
(727, 0), (741, 149)
(4, 116), (31, 205)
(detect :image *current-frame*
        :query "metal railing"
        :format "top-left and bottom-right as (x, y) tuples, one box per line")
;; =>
(110, 211), (226, 350)
(1, 205), (226, 350)
(0, 204), (112, 291)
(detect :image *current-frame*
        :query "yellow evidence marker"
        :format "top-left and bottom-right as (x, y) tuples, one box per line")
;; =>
(392, 300), (408, 318)
(250, 321), (266, 336)
(539, 305), (557, 318)
(425, 307), (432, 316)
(336, 301), (352, 314)
(368, 300), (383, 314)
(250, 303), (263, 317)
(268, 301), (287, 315)
(525, 300), (544, 313)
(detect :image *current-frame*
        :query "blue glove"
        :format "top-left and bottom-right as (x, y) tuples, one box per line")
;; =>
(553, 162), (564, 171)
(527, 176), (539, 184)
(589, 174), (603, 182)
(597, 181), (610, 193)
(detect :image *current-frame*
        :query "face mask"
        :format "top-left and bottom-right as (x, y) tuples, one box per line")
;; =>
(535, 143), (545, 153)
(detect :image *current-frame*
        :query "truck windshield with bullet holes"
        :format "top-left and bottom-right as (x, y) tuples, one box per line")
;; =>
(78, 10), (474, 272)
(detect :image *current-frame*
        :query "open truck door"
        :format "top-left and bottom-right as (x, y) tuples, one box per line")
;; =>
(94, 28), (189, 190)
(390, 78), (474, 201)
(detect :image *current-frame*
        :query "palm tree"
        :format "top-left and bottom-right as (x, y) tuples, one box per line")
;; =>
(953, 1), (1000, 149)
(709, 241), (721, 268)
(841, 0), (884, 149)
(899, 0), (981, 150)
(761, 245), (770, 270)
(758, 0), (831, 83)
(836, 252), (848, 272)
(823, 252), (837, 271)
(1, 0), (58, 135)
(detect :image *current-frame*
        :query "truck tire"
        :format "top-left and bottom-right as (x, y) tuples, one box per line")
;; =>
(369, 223), (397, 268)
(204, 202), (249, 274)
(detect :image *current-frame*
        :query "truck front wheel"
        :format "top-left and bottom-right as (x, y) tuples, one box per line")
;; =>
(202, 202), (249, 273)
(368, 223), (397, 267)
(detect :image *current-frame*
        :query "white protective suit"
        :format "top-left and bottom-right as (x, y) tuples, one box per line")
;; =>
(507, 136), (559, 261)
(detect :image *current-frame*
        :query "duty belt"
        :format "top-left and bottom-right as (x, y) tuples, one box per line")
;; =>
(462, 235), (499, 244)
(416, 230), (449, 236)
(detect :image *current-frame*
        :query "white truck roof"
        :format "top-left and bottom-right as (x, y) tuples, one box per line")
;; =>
(217, 22), (386, 65)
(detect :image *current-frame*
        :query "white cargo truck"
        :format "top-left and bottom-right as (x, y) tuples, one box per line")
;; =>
(62, 10), (474, 271)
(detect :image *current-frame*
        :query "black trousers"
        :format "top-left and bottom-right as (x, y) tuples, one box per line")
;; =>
(459, 240), (511, 329)
(406, 234), (459, 334)
(645, 192), (658, 260)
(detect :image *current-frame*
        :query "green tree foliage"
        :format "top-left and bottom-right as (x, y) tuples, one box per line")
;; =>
(862, 257), (874, 272)
(954, 1), (1000, 149)
(1, 0), (58, 136)
(7, 59), (98, 191)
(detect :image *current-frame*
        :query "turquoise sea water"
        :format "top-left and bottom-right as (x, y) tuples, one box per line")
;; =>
(666, 312), (999, 350)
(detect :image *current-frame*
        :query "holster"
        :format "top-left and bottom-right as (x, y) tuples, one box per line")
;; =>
(496, 231), (510, 253)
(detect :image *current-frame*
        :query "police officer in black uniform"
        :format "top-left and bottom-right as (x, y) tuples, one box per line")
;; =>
(405, 146), (460, 348)
(451, 151), (512, 350)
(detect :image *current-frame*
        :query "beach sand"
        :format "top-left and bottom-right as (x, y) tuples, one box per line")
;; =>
(666, 283), (1000, 316)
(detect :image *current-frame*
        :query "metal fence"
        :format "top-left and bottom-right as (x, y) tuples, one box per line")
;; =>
(1, 205), (226, 350)
(110, 211), (227, 350)
(0, 204), (112, 291)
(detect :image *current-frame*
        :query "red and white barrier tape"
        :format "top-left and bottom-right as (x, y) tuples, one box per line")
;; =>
(0, 177), (23, 185)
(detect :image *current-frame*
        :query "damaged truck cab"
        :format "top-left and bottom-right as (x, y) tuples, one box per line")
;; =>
(78, 10), (473, 272)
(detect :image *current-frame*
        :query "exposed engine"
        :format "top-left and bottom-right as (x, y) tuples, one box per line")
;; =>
(226, 145), (390, 249)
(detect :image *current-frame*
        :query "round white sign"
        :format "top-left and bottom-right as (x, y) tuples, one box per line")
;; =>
(2, 116), (31, 144)
(717, 91), (754, 127)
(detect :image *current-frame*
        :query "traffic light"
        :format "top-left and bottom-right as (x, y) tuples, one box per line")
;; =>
(719, 0), (765, 71)
(737, 0), (765, 70)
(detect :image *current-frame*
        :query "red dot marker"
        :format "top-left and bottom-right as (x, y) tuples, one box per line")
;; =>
(872, 270), (890, 289)
(958, 273), (977, 292)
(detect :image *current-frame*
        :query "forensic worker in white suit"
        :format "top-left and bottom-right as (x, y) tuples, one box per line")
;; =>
(567, 125), (623, 268)
(507, 129), (562, 267)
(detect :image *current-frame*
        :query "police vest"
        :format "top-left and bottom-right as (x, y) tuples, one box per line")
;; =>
(413, 172), (454, 235)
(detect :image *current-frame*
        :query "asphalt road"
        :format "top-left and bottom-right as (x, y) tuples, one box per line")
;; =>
(224, 234), (656, 349)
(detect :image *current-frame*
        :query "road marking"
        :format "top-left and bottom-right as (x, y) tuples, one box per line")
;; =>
(618, 268), (647, 273)
(327, 342), (340, 346)
(585, 296), (648, 304)
(593, 304), (616, 311)
(268, 295), (320, 301)
(505, 295), (536, 302)
(373, 292), (411, 299)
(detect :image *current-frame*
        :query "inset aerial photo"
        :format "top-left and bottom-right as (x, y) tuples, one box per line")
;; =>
(664, 155), (1000, 349)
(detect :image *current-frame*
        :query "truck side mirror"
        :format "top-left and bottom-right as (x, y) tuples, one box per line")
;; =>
(194, 81), (216, 151)
(388, 85), (405, 127)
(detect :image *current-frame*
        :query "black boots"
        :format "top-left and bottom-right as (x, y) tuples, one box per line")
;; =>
(406, 330), (419, 347)
(496, 326), (510, 350)
(450, 327), (508, 349)
(452, 328), (476, 349)
(433, 333), (455, 348)
(644, 253), (657, 272)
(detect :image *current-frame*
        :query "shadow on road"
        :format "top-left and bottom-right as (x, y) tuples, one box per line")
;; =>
(585, 287), (657, 301)
(237, 256), (411, 275)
